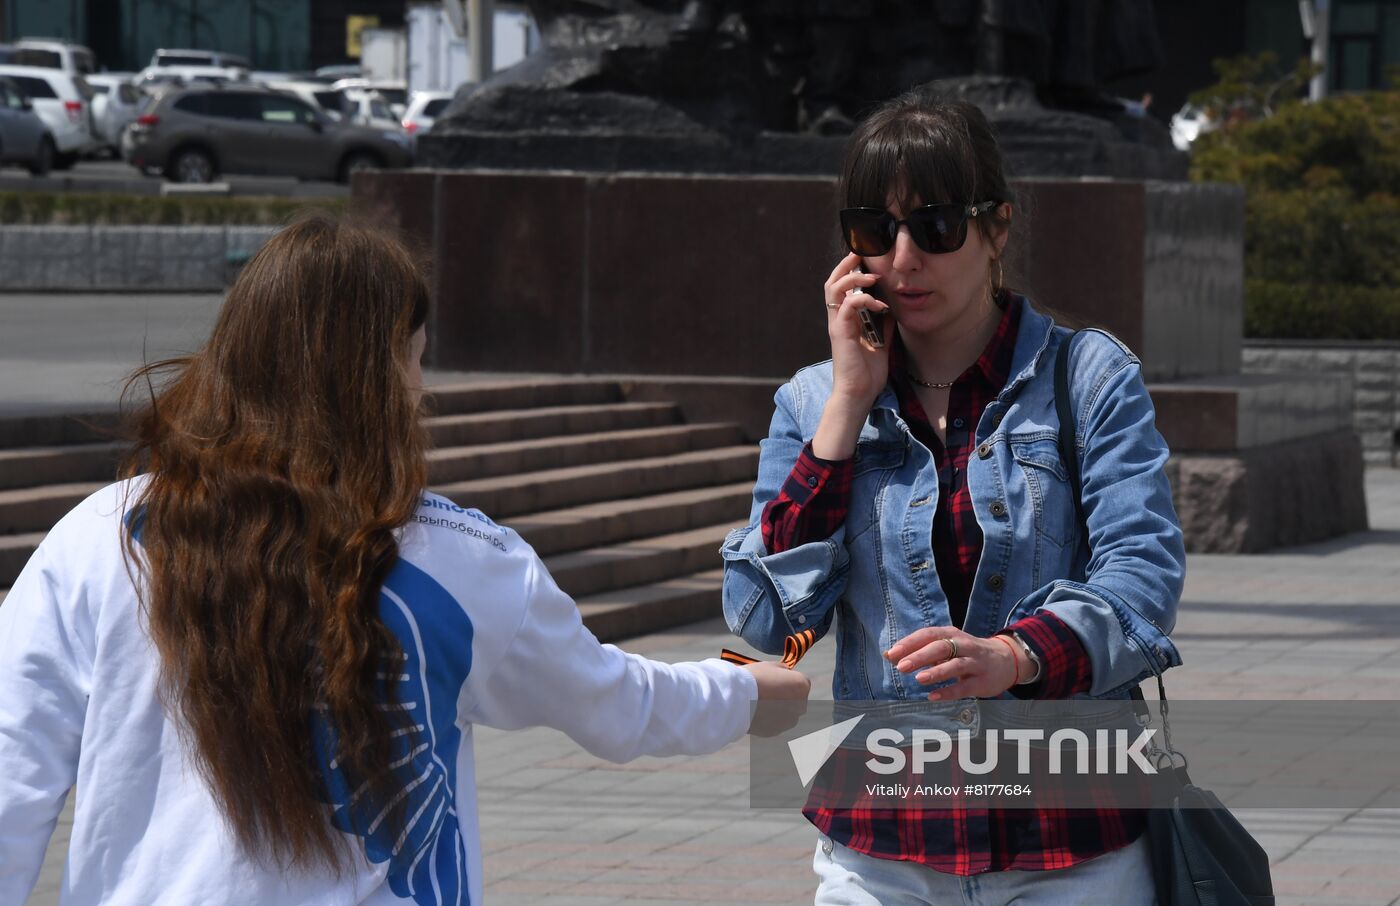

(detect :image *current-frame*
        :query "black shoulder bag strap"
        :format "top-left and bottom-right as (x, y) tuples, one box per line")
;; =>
(1054, 330), (1087, 532)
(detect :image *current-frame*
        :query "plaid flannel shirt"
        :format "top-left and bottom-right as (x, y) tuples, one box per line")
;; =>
(759, 292), (1146, 873)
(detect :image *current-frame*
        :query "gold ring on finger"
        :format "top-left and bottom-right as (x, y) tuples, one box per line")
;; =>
(825, 302), (840, 310)
(945, 638), (959, 661)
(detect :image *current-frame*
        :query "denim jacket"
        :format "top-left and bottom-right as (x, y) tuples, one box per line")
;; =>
(721, 299), (1184, 702)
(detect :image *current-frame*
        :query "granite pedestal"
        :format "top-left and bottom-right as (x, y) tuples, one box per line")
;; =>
(353, 170), (1367, 552)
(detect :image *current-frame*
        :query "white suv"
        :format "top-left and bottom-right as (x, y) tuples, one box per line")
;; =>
(336, 88), (401, 130)
(147, 49), (252, 70)
(13, 39), (97, 76)
(0, 65), (100, 165)
(401, 91), (452, 147)
(86, 73), (143, 151)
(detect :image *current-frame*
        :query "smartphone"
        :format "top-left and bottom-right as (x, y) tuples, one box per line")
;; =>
(852, 265), (886, 348)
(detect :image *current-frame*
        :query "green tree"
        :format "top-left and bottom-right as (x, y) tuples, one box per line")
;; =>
(1187, 53), (1400, 339)
(1188, 51), (1320, 122)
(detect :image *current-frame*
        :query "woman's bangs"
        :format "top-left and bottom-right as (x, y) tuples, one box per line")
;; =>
(845, 118), (977, 211)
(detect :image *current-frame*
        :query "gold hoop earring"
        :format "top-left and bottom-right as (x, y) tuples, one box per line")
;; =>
(993, 258), (1005, 293)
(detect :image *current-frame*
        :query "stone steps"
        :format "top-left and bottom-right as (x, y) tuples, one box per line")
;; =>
(427, 378), (623, 415)
(0, 410), (121, 449)
(0, 379), (758, 640)
(0, 531), (45, 590)
(0, 482), (106, 536)
(426, 401), (679, 447)
(576, 568), (727, 643)
(0, 441), (126, 491)
(545, 523), (733, 600)
(433, 446), (760, 520)
(511, 482), (753, 558)
(426, 423), (745, 484)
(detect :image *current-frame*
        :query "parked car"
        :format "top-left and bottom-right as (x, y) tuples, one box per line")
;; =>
(0, 65), (100, 166)
(0, 77), (55, 174)
(13, 39), (98, 76)
(313, 64), (361, 82)
(401, 90), (452, 145)
(138, 65), (249, 88)
(248, 70), (295, 85)
(264, 79), (347, 120)
(331, 78), (408, 118)
(336, 88), (401, 130)
(86, 72), (143, 152)
(147, 48), (252, 70)
(121, 84), (413, 183)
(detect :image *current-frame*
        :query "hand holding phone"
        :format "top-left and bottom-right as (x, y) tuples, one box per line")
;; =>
(851, 265), (886, 349)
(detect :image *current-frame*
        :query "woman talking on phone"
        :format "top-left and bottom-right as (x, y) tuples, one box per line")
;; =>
(721, 87), (1184, 903)
(0, 216), (808, 906)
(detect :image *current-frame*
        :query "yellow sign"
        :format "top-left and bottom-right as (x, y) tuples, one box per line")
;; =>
(346, 15), (380, 58)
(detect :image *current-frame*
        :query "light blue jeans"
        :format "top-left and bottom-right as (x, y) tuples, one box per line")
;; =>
(813, 833), (1156, 905)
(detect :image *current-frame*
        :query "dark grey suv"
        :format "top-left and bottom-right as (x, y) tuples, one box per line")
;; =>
(122, 84), (414, 183)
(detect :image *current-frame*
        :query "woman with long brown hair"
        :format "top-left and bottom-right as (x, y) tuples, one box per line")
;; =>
(0, 215), (808, 905)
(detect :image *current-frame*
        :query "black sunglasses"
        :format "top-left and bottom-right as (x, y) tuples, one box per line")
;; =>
(840, 201), (999, 256)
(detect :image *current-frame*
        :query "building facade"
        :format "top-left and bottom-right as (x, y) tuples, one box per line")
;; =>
(1111, 0), (1400, 118)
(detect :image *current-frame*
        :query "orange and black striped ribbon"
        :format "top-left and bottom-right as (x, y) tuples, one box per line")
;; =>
(720, 628), (817, 670)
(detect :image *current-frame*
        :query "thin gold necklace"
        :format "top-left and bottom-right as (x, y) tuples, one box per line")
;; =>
(905, 371), (955, 389)
(905, 289), (998, 390)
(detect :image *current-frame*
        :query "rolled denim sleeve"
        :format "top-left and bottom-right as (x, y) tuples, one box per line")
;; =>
(721, 381), (850, 655)
(1016, 338), (1185, 697)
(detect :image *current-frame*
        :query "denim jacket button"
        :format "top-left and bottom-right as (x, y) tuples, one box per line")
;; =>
(977, 443), (992, 459)
(797, 615), (807, 624)
(958, 708), (975, 725)
(989, 500), (1007, 517)
(988, 574), (1005, 590)
(991, 413), (1003, 428)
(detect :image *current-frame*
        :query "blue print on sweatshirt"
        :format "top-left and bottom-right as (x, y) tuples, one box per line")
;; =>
(312, 559), (474, 905)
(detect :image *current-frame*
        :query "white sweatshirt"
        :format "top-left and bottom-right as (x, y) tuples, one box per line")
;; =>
(0, 480), (757, 905)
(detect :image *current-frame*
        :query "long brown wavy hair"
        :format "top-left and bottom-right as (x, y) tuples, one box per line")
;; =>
(119, 214), (430, 872)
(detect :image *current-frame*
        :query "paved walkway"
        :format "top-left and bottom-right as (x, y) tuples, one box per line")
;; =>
(461, 467), (1400, 906)
(27, 469), (1400, 906)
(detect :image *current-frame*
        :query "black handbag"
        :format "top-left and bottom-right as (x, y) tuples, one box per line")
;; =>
(1055, 331), (1275, 906)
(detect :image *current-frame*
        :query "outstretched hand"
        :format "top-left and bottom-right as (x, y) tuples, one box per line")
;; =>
(884, 626), (1026, 700)
(742, 662), (811, 737)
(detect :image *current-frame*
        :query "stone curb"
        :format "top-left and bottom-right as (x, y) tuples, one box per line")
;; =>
(1244, 345), (1400, 467)
(0, 225), (280, 291)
